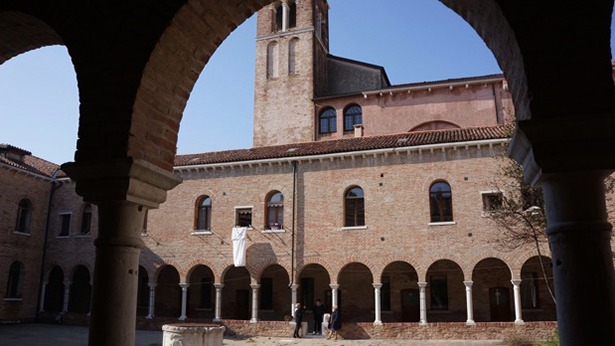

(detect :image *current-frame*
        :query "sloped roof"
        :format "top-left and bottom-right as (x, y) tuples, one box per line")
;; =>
(0, 153), (60, 178)
(175, 125), (509, 167)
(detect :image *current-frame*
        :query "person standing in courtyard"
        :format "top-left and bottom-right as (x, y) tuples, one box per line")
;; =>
(326, 305), (341, 340)
(293, 303), (305, 338)
(312, 299), (325, 335)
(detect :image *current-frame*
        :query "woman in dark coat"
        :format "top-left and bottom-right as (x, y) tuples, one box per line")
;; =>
(326, 305), (341, 340)
(293, 303), (304, 338)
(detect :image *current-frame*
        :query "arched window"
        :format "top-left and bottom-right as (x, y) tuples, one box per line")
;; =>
(274, 3), (283, 31)
(289, 38), (299, 75)
(319, 107), (337, 134)
(288, 0), (297, 28)
(344, 104), (362, 131)
(196, 196), (212, 230)
(267, 41), (279, 79)
(79, 204), (92, 235)
(15, 199), (32, 234)
(266, 191), (284, 230)
(6, 262), (24, 299)
(429, 181), (453, 222)
(344, 187), (365, 227)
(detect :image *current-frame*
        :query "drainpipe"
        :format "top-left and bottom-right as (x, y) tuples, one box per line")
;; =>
(289, 161), (297, 288)
(36, 170), (63, 319)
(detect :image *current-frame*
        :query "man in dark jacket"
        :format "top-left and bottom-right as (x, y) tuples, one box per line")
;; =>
(312, 299), (325, 335)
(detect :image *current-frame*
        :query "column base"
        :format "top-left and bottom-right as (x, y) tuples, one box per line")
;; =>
(250, 318), (259, 323)
(466, 320), (476, 326)
(373, 321), (383, 326)
(514, 319), (525, 325)
(419, 321), (428, 326)
(178, 315), (187, 321)
(212, 318), (221, 323)
(146, 314), (154, 320)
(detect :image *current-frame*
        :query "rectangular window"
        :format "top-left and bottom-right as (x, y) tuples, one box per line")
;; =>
(236, 208), (252, 227)
(482, 192), (503, 212)
(80, 212), (92, 235)
(430, 276), (448, 310)
(59, 214), (71, 236)
(260, 277), (273, 310)
(382, 276), (391, 311)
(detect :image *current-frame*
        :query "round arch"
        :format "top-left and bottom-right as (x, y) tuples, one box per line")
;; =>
(425, 259), (465, 322)
(186, 264), (215, 319)
(155, 265), (181, 317)
(472, 257), (513, 322)
(338, 262), (373, 322)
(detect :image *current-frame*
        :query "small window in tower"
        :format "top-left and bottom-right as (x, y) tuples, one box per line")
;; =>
(289, 38), (299, 75)
(275, 4), (283, 31)
(289, 1), (297, 28)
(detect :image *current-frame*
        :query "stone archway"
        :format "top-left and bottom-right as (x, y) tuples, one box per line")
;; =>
(155, 265), (181, 318)
(44, 266), (64, 313)
(222, 266), (251, 320)
(425, 259), (465, 323)
(338, 262), (374, 322)
(259, 264), (290, 321)
(381, 261), (419, 323)
(68, 265), (91, 314)
(187, 265), (215, 319)
(521, 256), (556, 322)
(472, 258), (512, 322)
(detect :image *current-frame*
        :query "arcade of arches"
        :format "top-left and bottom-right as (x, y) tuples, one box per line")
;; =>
(43, 256), (556, 326)
(2, 0), (614, 345)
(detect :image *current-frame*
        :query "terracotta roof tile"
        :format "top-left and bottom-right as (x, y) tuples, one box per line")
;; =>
(0, 154), (60, 178)
(175, 125), (510, 167)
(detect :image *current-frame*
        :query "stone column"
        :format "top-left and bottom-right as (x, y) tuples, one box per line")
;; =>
(373, 283), (383, 325)
(282, 2), (289, 31)
(330, 284), (339, 309)
(542, 171), (615, 344)
(213, 283), (224, 322)
(179, 283), (189, 321)
(418, 282), (427, 326)
(62, 280), (71, 313)
(146, 282), (156, 319)
(39, 281), (48, 312)
(290, 284), (299, 319)
(87, 280), (93, 317)
(250, 284), (260, 323)
(511, 279), (524, 324)
(463, 281), (475, 325)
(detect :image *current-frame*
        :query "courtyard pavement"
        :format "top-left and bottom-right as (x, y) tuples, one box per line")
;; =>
(0, 324), (505, 345)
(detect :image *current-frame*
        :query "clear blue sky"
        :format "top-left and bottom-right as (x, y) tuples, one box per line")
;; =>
(1, 0), (613, 165)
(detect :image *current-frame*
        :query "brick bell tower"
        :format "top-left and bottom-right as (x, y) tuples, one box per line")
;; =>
(253, 0), (330, 147)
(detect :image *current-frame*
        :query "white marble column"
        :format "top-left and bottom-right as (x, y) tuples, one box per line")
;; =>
(179, 283), (189, 321)
(373, 283), (383, 325)
(146, 282), (156, 319)
(62, 280), (71, 313)
(463, 281), (475, 325)
(330, 284), (339, 309)
(418, 282), (427, 326)
(213, 283), (224, 322)
(290, 284), (299, 320)
(39, 281), (48, 312)
(511, 279), (524, 325)
(250, 284), (260, 323)
(282, 2), (289, 31)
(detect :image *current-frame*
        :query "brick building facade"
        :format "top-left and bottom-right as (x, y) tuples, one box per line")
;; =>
(4, 0), (608, 341)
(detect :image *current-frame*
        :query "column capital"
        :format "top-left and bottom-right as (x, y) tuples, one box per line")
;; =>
(511, 279), (522, 286)
(147, 282), (157, 289)
(64, 280), (72, 286)
(180, 283), (190, 289)
(290, 284), (300, 290)
(250, 284), (261, 290)
(417, 282), (427, 288)
(61, 158), (182, 209)
(214, 283), (224, 289)
(372, 283), (383, 289)
(329, 284), (340, 290)
(463, 280), (474, 287)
